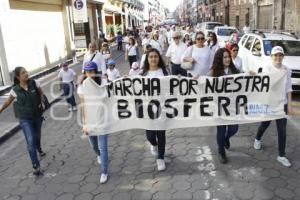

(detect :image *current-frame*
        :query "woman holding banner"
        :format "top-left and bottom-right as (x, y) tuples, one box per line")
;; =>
(208, 48), (240, 164)
(141, 48), (169, 171)
(78, 61), (109, 183)
(253, 46), (293, 167)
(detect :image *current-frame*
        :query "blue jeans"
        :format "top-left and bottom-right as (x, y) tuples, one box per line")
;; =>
(88, 135), (108, 174)
(19, 116), (43, 167)
(256, 104), (288, 157)
(217, 125), (239, 154)
(62, 82), (76, 107)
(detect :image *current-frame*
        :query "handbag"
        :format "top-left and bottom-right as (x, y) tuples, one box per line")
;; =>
(33, 80), (50, 111)
(181, 46), (194, 70)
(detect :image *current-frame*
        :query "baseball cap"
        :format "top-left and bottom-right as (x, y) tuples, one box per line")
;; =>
(271, 46), (284, 55)
(84, 61), (98, 71)
(61, 61), (69, 67)
(107, 59), (116, 66)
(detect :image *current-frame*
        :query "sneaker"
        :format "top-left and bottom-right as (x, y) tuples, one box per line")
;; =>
(277, 156), (291, 167)
(100, 174), (108, 184)
(150, 145), (158, 156)
(38, 150), (46, 157)
(72, 106), (77, 111)
(218, 153), (228, 164)
(97, 156), (101, 164)
(254, 139), (262, 150)
(68, 107), (72, 112)
(224, 138), (230, 150)
(33, 166), (41, 176)
(156, 159), (166, 171)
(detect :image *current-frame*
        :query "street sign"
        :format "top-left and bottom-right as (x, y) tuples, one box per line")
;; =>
(72, 0), (88, 23)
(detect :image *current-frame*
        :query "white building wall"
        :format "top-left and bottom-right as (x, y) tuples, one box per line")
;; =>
(1, 0), (68, 75)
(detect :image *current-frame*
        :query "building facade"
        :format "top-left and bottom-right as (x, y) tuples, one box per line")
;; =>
(177, 0), (300, 35)
(0, 0), (145, 86)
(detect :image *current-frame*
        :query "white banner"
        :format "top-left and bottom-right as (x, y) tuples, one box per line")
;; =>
(72, 0), (88, 23)
(80, 72), (287, 135)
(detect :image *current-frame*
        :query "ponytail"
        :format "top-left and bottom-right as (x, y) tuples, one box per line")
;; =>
(13, 66), (25, 86)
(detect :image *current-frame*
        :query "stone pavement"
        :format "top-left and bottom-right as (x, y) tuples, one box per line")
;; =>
(1, 49), (300, 200)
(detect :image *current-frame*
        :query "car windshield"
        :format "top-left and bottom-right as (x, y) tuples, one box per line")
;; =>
(206, 23), (222, 30)
(263, 40), (300, 56)
(217, 28), (237, 36)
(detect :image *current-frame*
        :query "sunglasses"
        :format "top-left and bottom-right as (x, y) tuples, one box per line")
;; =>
(196, 37), (205, 41)
(173, 37), (180, 39)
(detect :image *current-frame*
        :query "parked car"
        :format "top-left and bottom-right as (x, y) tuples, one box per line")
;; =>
(213, 26), (239, 47)
(197, 21), (223, 37)
(238, 32), (300, 91)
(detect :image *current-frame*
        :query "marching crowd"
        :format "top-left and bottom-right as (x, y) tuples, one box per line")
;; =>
(0, 24), (293, 185)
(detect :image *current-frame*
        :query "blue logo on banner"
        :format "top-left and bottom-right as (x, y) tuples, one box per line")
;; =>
(248, 103), (271, 115)
(74, 0), (84, 10)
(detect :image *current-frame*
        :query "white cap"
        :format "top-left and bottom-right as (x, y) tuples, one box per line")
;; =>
(131, 62), (139, 69)
(271, 46), (284, 55)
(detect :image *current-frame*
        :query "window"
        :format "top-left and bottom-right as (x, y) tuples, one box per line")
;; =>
(263, 40), (300, 56)
(240, 35), (248, 46)
(244, 36), (255, 50)
(74, 23), (85, 36)
(217, 28), (237, 36)
(252, 39), (262, 54)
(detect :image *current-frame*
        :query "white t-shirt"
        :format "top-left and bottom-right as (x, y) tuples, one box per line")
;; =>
(243, 26), (250, 34)
(263, 64), (292, 104)
(82, 51), (106, 74)
(140, 54), (147, 69)
(107, 68), (121, 81)
(181, 45), (212, 76)
(142, 38), (151, 46)
(10, 80), (40, 98)
(166, 42), (187, 65)
(232, 56), (243, 72)
(78, 78), (109, 134)
(77, 78), (108, 95)
(159, 35), (166, 51)
(101, 51), (111, 60)
(207, 42), (220, 53)
(58, 68), (76, 83)
(166, 31), (173, 44)
(126, 44), (138, 56)
(144, 68), (165, 78)
(123, 36), (130, 44)
(150, 40), (163, 55)
(129, 68), (141, 76)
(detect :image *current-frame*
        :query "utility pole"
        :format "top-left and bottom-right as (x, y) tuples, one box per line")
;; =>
(280, 0), (286, 30)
